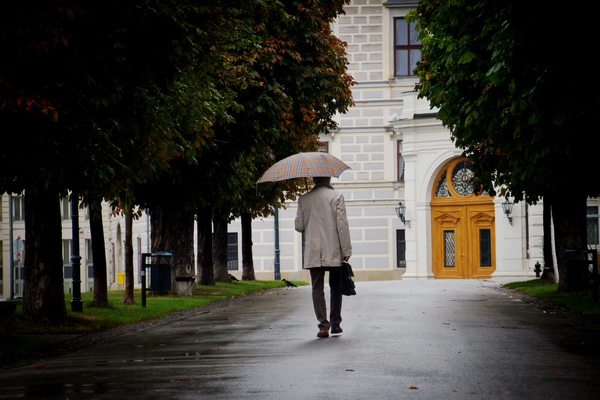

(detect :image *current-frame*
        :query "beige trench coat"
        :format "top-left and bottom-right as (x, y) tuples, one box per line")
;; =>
(294, 186), (352, 268)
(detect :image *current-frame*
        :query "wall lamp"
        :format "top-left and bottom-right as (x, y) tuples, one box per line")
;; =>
(395, 202), (411, 228)
(502, 200), (514, 226)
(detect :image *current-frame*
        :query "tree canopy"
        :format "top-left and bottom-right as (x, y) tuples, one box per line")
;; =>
(408, 1), (599, 290)
(408, 1), (599, 203)
(138, 0), (354, 219)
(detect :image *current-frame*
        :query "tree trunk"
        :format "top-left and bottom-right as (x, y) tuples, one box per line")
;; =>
(550, 192), (588, 291)
(197, 208), (215, 285)
(23, 188), (67, 323)
(122, 206), (135, 304)
(150, 201), (195, 292)
(90, 202), (108, 306)
(241, 212), (256, 281)
(541, 198), (557, 283)
(213, 217), (229, 282)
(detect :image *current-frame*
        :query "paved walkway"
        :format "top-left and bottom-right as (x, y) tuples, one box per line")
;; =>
(1, 278), (600, 399)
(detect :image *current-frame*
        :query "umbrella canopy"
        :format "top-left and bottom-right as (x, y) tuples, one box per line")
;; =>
(257, 152), (351, 184)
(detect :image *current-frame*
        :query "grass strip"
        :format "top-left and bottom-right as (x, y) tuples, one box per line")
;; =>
(503, 278), (600, 317)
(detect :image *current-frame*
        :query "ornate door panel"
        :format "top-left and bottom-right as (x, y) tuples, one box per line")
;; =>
(468, 208), (496, 279)
(431, 159), (496, 279)
(432, 207), (466, 278)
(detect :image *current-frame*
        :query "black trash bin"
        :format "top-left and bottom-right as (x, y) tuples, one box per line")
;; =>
(565, 249), (589, 291)
(141, 252), (172, 307)
(150, 263), (171, 292)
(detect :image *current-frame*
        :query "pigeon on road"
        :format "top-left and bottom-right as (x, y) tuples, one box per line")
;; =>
(282, 279), (297, 288)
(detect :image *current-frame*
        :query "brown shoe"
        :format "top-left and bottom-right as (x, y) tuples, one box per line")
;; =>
(317, 329), (329, 338)
(331, 327), (343, 335)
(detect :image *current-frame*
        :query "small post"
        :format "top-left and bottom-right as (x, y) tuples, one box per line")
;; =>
(274, 207), (281, 280)
(534, 262), (542, 278)
(71, 194), (83, 312)
(141, 253), (149, 308)
(592, 250), (598, 303)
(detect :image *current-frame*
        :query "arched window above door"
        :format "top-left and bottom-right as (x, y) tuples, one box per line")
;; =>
(434, 158), (489, 199)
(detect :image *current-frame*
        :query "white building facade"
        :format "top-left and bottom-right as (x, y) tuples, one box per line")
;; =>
(3, 0), (600, 298)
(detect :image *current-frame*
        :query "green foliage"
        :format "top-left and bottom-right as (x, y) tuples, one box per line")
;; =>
(408, 1), (600, 203)
(503, 279), (554, 290)
(136, 0), (355, 221)
(504, 279), (600, 317)
(1, 0), (353, 211)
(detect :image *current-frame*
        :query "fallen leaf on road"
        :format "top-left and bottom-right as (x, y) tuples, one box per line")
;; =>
(409, 386), (418, 389)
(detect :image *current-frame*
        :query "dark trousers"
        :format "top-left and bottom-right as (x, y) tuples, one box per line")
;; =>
(310, 267), (342, 331)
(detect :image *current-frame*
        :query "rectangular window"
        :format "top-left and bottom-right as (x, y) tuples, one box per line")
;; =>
(227, 233), (238, 270)
(396, 229), (406, 268)
(587, 206), (599, 247)
(397, 141), (405, 182)
(12, 196), (25, 221)
(444, 230), (455, 268)
(317, 141), (329, 153)
(63, 240), (73, 279)
(86, 239), (94, 279)
(394, 18), (422, 76)
(0, 241), (3, 294)
(479, 229), (492, 267)
(61, 197), (71, 220)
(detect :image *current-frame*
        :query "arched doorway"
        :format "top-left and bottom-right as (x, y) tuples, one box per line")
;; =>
(431, 158), (495, 279)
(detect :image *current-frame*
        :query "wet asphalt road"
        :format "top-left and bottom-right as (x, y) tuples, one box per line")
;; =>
(1, 279), (600, 399)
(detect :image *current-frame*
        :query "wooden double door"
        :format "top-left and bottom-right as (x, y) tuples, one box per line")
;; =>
(432, 203), (496, 279)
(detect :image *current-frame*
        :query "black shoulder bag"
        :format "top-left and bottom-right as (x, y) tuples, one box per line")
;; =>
(340, 261), (356, 296)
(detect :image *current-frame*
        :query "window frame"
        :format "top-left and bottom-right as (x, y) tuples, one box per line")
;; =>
(61, 197), (72, 220)
(63, 239), (73, 280)
(227, 232), (239, 270)
(393, 17), (422, 77)
(397, 140), (405, 182)
(12, 196), (25, 221)
(396, 229), (406, 268)
(587, 206), (599, 247)
(0, 241), (3, 292)
(86, 239), (94, 279)
(317, 141), (329, 153)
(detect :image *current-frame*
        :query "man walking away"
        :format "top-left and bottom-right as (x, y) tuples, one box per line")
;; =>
(295, 177), (352, 338)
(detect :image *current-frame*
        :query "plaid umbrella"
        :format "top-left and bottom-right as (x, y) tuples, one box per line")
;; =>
(257, 152), (351, 184)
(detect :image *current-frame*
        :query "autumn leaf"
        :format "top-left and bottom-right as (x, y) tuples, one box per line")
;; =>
(409, 386), (418, 389)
